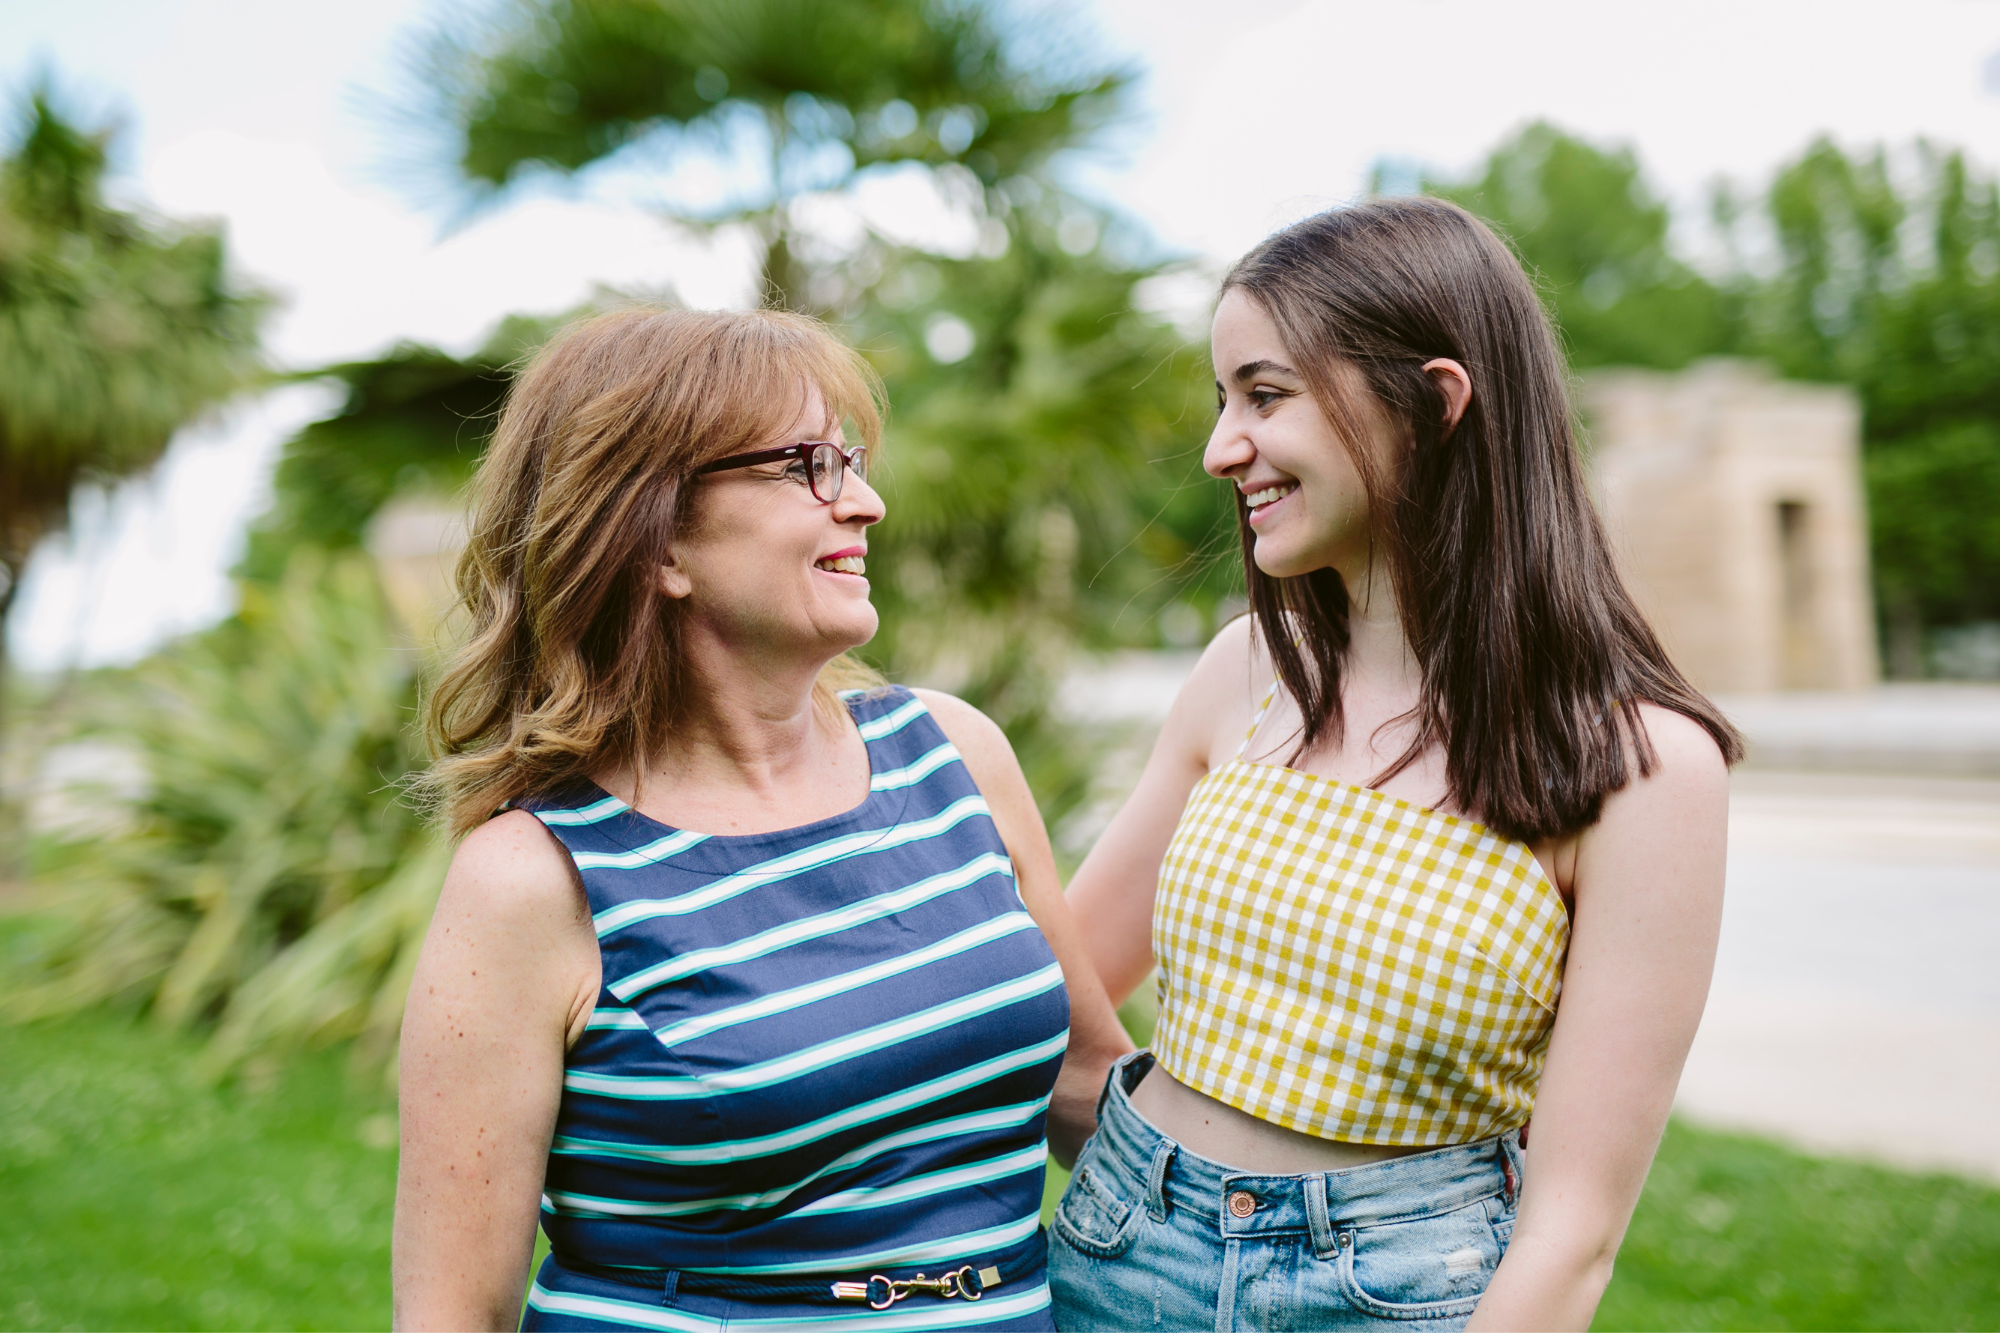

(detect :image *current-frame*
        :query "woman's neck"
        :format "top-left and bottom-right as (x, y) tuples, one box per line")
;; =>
(601, 628), (866, 834)
(1337, 555), (1421, 695)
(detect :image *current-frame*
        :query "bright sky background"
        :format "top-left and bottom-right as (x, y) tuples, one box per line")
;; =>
(8, 0), (2000, 669)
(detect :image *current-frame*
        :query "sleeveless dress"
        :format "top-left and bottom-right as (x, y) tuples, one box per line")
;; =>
(517, 687), (1068, 1332)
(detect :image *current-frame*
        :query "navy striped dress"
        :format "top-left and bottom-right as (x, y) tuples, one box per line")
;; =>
(517, 687), (1068, 1331)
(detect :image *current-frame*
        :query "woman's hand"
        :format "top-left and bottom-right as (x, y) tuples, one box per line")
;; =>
(1467, 706), (1729, 1331)
(392, 813), (600, 1332)
(915, 690), (1134, 1167)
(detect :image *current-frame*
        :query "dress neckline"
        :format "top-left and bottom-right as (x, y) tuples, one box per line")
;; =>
(578, 693), (888, 843)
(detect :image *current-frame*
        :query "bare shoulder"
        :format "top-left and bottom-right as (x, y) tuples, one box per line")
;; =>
(1581, 703), (1731, 867)
(1160, 614), (1268, 767)
(438, 809), (591, 937)
(908, 688), (1019, 790)
(908, 688), (1047, 855)
(1624, 704), (1730, 800)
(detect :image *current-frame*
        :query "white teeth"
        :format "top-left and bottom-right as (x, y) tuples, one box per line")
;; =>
(1244, 484), (1296, 508)
(816, 555), (866, 575)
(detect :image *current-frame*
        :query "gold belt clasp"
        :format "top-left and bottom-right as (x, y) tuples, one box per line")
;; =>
(830, 1264), (1003, 1310)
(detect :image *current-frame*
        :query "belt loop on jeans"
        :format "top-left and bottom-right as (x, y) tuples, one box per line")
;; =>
(1144, 1138), (1176, 1223)
(1497, 1135), (1518, 1208)
(1303, 1174), (1339, 1259)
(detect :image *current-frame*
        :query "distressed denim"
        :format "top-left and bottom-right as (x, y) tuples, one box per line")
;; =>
(1050, 1052), (1523, 1332)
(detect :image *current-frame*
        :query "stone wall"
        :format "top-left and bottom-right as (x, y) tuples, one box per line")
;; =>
(1580, 360), (1877, 694)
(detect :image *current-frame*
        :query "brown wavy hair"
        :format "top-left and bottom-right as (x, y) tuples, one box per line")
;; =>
(421, 305), (885, 835)
(1223, 197), (1742, 841)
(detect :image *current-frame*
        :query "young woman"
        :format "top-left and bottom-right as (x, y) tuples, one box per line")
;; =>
(1051, 198), (1739, 1330)
(391, 307), (1129, 1331)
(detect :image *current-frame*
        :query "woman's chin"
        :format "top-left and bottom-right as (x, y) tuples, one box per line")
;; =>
(827, 606), (879, 651)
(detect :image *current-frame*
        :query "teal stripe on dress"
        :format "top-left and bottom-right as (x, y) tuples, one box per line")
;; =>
(703, 1212), (1041, 1275)
(525, 1281), (1051, 1331)
(534, 794), (631, 826)
(792, 1142), (1046, 1217)
(591, 796), (992, 935)
(550, 1033), (1066, 1164)
(649, 912), (1038, 1048)
(567, 962), (1064, 1100)
(868, 741), (959, 792)
(571, 827), (711, 872)
(610, 852), (1013, 1001)
(855, 695), (927, 740)
(545, 1099), (1051, 1219)
(585, 1005), (652, 1031)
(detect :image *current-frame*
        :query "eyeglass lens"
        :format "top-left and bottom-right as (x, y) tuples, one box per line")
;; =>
(808, 444), (868, 503)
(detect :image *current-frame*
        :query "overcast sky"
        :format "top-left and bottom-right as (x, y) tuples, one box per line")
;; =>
(8, 0), (2000, 668)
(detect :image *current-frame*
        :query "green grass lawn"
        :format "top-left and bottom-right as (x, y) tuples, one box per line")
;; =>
(4, 1010), (1997, 1331)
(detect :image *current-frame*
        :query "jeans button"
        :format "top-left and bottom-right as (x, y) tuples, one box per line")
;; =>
(1227, 1190), (1257, 1218)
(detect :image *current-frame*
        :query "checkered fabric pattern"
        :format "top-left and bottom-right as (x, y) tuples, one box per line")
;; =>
(1152, 758), (1571, 1146)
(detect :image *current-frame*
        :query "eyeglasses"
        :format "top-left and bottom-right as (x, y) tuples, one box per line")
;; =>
(696, 441), (870, 504)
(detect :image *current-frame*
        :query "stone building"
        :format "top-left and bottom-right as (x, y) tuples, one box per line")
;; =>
(1580, 360), (1878, 694)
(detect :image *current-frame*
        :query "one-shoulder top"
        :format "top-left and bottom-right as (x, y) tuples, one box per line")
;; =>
(1151, 682), (1571, 1147)
(516, 687), (1068, 1331)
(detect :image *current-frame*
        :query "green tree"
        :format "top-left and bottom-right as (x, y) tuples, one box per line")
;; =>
(1423, 122), (1733, 370)
(1746, 139), (2000, 655)
(0, 88), (265, 675)
(239, 315), (558, 581)
(427, 0), (1128, 308)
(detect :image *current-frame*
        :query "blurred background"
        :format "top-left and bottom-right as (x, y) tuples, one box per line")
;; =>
(2, 1), (1998, 1328)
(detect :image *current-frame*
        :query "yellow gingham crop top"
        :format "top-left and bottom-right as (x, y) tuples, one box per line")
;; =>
(1151, 682), (1572, 1146)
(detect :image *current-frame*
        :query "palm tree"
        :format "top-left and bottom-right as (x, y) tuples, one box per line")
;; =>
(425, 0), (1129, 308)
(0, 86), (266, 693)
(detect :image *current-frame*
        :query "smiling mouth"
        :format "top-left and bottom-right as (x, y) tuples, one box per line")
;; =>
(815, 555), (866, 575)
(1243, 483), (1297, 511)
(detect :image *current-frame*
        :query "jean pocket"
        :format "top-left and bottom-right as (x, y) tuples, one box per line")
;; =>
(1487, 1195), (1516, 1259)
(1052, 1160), (1145, 1260)
(1338, 1194), (1502, 1321)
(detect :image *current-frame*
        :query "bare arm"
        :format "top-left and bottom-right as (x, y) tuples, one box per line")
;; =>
(915, 689), (1134, 1167)
(1064, 617), (1263, 1004)
(1468, 707), (1729, 1331)
(392, 812), (599, 1331)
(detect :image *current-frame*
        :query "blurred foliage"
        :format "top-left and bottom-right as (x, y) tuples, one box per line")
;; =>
(1434, 123), (2000, 661)
(1750, 140), (2000, 640)
(1423, 122), (1736, 371)
(240, 315), (556, 580)
(0, 85), (265, 651)
(8, 553), (445, 1079)
(428, 0), (1130, 306)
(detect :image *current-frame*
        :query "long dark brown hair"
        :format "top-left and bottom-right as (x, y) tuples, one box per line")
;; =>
(1223, 197), (1740, 841)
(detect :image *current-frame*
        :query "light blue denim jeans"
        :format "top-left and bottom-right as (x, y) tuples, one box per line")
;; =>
(1049, 1052), (1522, 1331)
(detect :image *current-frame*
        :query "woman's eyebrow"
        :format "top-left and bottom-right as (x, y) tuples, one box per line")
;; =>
(1232, 358), (1298, 384)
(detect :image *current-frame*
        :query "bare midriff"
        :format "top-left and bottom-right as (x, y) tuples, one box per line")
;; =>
(1128, 1061), (1435, 1175)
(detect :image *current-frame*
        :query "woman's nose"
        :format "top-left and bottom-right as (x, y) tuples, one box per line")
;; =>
(835, 472), (885, 525)
(1204, 414), (1254, 479)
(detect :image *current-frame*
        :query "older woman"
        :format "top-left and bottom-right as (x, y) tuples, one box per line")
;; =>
(392, 307), (1129, 1332)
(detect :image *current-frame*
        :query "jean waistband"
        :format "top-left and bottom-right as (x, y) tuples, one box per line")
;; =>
(1090, 1051), (1521, 1238)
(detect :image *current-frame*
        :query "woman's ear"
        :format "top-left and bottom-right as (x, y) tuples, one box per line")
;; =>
(656, 552), (694, 600)
(1421, 358), (1473, 436)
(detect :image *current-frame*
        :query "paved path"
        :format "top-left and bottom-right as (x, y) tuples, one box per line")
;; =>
(1057, 656), (2000, 1180)
(1684, 771), (2000, 1180)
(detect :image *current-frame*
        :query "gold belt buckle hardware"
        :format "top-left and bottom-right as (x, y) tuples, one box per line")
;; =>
(829, 1264), (1002, 1310)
